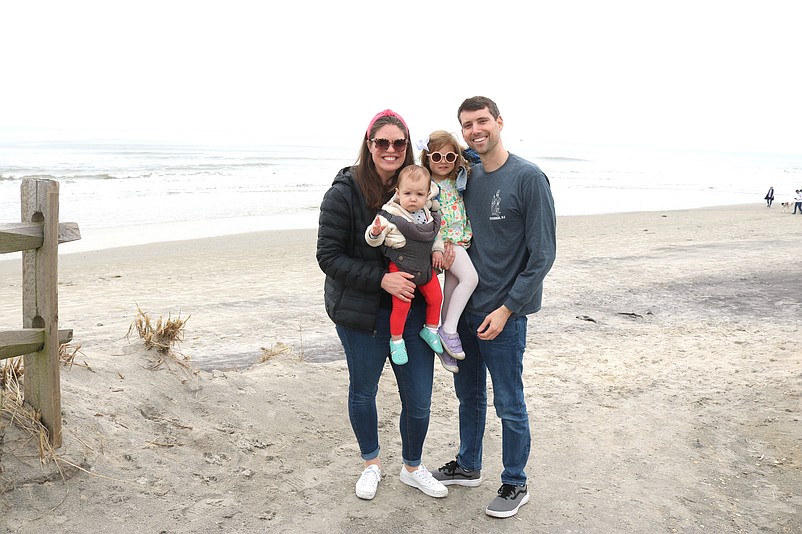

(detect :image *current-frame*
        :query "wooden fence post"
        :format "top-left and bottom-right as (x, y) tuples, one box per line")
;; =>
(21, 178), (63, 448)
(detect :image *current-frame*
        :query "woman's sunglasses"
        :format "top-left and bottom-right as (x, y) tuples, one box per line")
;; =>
(427, 151), (458, 164)
(370, 138), (407, 151)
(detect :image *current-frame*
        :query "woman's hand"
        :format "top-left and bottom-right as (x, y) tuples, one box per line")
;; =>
(381, 271), (416, 302)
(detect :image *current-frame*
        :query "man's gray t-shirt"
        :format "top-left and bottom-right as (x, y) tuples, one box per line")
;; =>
(463, 153), (557, 317)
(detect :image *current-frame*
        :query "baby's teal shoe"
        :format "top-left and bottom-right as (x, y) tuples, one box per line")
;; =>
(390, 339), (408, 365)
(419, 328), (444, 354)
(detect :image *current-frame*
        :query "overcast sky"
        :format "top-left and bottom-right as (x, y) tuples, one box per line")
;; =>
(3, 1), (800, 154)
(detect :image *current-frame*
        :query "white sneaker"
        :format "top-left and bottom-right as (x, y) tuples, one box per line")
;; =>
(399, 464), (448, 498)
(355, 464), (382, 500)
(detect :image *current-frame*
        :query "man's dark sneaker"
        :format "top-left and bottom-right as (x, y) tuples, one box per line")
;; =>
(485, 483), (530, 518)
(430, 459), (482, 487)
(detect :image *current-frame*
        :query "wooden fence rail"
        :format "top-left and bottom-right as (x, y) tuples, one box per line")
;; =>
(0, 177), (81, 447)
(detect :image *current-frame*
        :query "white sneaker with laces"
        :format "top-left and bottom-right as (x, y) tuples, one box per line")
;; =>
(355, 464), (382, 500)
(399, 464), (448, 498)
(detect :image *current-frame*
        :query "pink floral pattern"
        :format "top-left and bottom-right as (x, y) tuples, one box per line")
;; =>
(435, 178), (472, 247)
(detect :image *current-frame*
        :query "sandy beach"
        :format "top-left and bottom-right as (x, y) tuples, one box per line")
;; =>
(1, 204), (800, 533)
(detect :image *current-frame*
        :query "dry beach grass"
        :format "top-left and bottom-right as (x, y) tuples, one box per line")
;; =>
(0, 204), (800, 533)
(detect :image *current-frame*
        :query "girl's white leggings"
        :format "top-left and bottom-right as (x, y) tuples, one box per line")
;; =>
(440, 244), (479, 333)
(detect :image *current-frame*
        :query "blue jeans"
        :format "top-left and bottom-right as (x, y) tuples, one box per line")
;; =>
(336, 304), (434, 467)
(454, 312), (530, 486)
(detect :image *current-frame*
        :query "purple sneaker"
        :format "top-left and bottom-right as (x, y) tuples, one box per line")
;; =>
(438, 352), (459, 374)
(438, 327), (465, 360)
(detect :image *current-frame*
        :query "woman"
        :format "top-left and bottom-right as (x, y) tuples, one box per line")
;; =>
(316, 109), (449, 501)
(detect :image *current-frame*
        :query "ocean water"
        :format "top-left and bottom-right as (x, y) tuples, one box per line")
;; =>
(2, 129), (801, 255)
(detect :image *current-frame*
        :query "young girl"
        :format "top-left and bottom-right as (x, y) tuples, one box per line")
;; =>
(420, 130), (478, 372)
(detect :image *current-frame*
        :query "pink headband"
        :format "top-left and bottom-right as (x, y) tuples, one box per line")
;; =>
(365, 109), (409, 139)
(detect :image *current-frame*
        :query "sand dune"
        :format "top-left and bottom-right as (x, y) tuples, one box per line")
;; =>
(1, 204), (800, 533)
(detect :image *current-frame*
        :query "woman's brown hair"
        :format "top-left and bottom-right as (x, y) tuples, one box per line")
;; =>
(354, 115), (414, 213)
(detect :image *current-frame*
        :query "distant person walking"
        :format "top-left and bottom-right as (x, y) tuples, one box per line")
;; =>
(794, 189), (802, 214)
(764, 186), (774, 207)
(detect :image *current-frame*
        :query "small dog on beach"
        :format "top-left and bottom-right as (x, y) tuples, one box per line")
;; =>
(780, 202), (791, 213)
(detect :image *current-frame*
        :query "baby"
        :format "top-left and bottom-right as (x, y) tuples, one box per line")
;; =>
(366, 165), (445, 365)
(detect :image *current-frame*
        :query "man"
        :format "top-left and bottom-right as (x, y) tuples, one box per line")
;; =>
(433, 96), (557, 518)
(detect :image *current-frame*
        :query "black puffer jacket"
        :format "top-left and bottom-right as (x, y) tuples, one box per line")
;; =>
(316, 167), (391, 331)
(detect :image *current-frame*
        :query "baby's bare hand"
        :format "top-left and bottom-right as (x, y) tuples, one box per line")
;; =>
(431, 250), (444, 270)
(371, 216), (385, 236)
